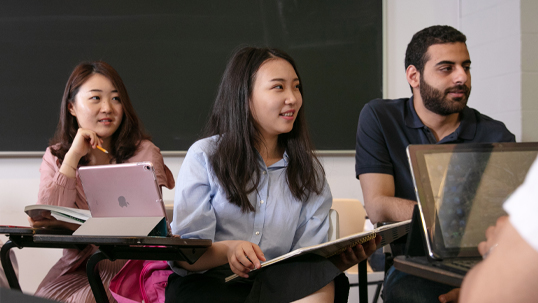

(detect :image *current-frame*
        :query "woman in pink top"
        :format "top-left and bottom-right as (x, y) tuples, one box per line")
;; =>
(30, 61), (175, 303)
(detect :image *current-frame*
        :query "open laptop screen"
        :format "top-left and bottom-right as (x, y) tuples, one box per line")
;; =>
(407, 143), (538, 259)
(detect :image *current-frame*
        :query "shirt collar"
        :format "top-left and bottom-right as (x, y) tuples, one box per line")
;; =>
(405, 95), (476, 141)
(404, 96), (425, 129)
(270, 151), (289, 168)
(256, 150), (289, 169)
(454, 106), (476, 140)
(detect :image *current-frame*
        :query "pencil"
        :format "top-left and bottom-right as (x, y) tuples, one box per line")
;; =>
(96, 145), (109, 154)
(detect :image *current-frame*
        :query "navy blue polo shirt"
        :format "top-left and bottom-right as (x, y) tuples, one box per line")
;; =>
(355, 97), (516, 201)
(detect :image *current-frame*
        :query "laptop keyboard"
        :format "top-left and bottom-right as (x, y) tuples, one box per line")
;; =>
(441, 259), (479, 273)
(450, 260), (476, 270)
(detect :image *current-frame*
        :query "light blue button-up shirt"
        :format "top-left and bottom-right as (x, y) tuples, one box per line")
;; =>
(170, 136), (332, 274)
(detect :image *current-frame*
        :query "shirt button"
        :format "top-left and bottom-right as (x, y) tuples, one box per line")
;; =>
(262, 171), (266, 175)
(260, 200), (264, 204)
(255, 231), (260, 235)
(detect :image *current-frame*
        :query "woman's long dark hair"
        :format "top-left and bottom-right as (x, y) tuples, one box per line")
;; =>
(204, 47), (325, 212)
(50, 61), (150, 165)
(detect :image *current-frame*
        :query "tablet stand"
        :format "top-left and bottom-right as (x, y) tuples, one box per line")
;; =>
(404, 204), (428, 257)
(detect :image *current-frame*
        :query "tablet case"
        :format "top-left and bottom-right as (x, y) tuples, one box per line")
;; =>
(74, 162), (168, 237)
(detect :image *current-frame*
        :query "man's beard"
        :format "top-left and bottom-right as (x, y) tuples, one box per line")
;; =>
(420, 76), (471, 116)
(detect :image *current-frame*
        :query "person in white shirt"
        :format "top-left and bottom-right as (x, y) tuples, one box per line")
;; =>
(460, 156), (538, 302)
(167, 46), (380, 303)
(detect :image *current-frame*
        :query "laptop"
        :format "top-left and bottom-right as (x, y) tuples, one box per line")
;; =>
(74, 162), (171, 237)
(406, 142), (538, 275)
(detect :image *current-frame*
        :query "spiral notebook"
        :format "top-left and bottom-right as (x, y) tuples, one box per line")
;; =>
(225, 219), (410, 282)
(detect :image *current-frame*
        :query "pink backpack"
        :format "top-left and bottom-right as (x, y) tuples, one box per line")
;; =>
(110, 260), (173, 303)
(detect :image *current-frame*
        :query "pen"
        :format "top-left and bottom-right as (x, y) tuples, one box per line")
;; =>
(96, 145), (109, 154)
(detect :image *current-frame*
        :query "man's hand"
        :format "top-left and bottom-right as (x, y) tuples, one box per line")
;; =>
(437, 216), (510, 303)
(439, 288), (460, 303)
(330, 235), (381, 272)
(478, 216), (508, 257)
(460, 217), (538, 302)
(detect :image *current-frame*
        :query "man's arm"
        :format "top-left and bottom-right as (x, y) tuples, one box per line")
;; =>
(362, 174), (462, 303)
(359, 173), (416, 224)
(460, 217), (538, 302)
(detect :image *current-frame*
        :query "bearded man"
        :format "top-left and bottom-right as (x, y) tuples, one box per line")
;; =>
(355, 25), (515, 303)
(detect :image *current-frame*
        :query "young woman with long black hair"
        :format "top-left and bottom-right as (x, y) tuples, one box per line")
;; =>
(166, 47), (379, 303)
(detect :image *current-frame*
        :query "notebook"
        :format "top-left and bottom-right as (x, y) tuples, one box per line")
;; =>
(406, 142), (538, 274)
(74, 162), (170, 237)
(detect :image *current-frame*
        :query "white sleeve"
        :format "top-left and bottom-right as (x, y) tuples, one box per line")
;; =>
(504, 156), (538, 253)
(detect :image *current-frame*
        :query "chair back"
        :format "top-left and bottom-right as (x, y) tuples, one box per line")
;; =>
(165, 204), (174, 223)
(328, 209), (339, 241)
(331, 199), (369, 278)
(331, 199), (366, 237)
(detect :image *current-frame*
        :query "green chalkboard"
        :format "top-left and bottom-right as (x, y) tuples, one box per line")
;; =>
(0, 0), (382, 151)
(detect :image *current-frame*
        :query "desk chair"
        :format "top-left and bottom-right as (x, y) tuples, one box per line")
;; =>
(0, 240), (18, 289)
(331, 199), (384, 303)
(165, 204), (174, 223)
(327, 208), (339, 241)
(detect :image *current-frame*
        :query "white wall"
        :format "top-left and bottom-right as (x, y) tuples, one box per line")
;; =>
(460, 0), (523, 140)
(2, 0), (534, 296)
(385, 0), (459, 99)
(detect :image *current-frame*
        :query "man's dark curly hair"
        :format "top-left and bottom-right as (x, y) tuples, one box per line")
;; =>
(405, 25), (467, 75)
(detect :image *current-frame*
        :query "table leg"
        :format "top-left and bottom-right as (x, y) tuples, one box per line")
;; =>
(1, 240), (21, 291)
(86, 250), (109, 303)
(358, 260), (368, 303)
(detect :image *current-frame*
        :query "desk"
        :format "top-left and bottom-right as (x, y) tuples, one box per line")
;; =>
(0, 287), (60, 303)
(393, 256), (464, 287)
(1, 227), (211, 303)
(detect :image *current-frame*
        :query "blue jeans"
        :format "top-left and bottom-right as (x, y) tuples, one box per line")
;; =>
(383, 266), (455, 303)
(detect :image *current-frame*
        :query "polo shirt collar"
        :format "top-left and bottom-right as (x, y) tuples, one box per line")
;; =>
(404, 96), (425, 129)
(455, 106), (476, 140)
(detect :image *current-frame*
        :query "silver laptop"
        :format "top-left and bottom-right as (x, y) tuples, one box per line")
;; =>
(407, 142), (538, 274)
(76, 162), (170, 237)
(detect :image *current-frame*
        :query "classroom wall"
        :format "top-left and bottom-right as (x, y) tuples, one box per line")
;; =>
(460, 0), (523, 141)
(1, 0), (535, 296)
(385, 0), (460, 99)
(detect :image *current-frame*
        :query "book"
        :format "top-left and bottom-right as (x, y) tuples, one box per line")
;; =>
(25, 204), (91, 225)
(225, 219), (411, 282)
(0, 225), (74, 235)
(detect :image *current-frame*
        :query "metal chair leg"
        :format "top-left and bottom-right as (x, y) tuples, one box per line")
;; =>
(86, 250), (109, 303)
(372, 281), (383, 303)
(1, 240), (21, 291)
